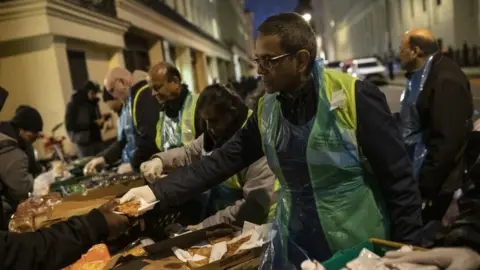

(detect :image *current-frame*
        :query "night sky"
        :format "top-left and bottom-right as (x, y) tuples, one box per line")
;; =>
(245, 0), (297, 36)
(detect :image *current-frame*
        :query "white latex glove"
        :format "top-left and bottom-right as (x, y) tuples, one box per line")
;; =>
(33, 171), (55, 197)
(83, 157), (106, 176)
(384, 248), (480, 270)
(474, 119), (480, 131)
(120, 185), (157, 204)
(301, 260), (325, 270)
(140, 158), (164, 183)
(117, 163), (133, 174)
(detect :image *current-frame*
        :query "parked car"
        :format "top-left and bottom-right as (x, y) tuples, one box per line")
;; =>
(325, 60), (343, 73)
(347, 57), (388, 85)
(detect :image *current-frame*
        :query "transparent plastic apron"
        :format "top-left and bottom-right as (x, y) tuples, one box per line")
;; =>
(118, 95), (136, 163)
(399, 54), (435, 179)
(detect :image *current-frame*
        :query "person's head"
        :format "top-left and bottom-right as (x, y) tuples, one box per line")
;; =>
(197, 84), (245, 139)
(104, 67), (134, 101)
(399, 28), (439, 71)
(11, 105), (43, 143)
(103, 87), (122, 113)
(82, 80), (101, 101)
(147, 62), (183, 105)
(255, 13), (317, 94)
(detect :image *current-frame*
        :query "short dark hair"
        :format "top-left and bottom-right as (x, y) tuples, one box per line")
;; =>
(165, 63), (182, 82)
(82, 80), (101, 92)
(197, 84), (244, 115)
(258, 13), (317, 67)
(408, 35), (439, 56)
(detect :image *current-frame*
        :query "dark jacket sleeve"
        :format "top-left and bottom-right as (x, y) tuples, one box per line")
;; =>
(0, 209), (108, 270)
(150, 115), (263, 210)
(355, 80), (423, 245)
(131, 89), (161, 171)
(100, 137), (126, 165)
(420, 78), (473, 198)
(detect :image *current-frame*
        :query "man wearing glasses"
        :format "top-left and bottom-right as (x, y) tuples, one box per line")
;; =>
(122, 13), (423, 268)
(84, 68), (159, 175)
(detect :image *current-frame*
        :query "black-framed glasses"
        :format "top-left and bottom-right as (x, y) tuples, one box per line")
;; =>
(254, 53), (292, 69)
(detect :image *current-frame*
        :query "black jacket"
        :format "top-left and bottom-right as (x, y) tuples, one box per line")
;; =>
(414, 54), (473, 199)
(150, 78), (424, 245)
(0, 209), (108, 270)
(65, 90), (102, 145)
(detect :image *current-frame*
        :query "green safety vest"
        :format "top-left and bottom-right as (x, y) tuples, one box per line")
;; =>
(155, 92), (198, 151)
(207, 110), (280, 222)
(257, 68), (388, 253)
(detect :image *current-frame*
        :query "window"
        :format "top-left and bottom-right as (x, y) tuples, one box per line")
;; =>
(123, 33), (150, 72)
(422, 0), (427, 11)
(410, 0), (414, 17)
(66, 50), (88, 91)
(437, 0), (441, 5)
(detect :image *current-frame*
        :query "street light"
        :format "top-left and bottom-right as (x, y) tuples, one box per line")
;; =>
(295, 0), (314, 30)
(302, 13), (312, 22)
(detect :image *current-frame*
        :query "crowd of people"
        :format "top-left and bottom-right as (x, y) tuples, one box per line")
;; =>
(0, 12), (480, 270)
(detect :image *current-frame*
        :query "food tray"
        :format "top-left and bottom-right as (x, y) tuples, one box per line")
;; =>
(321, 238), (426, 270)
(50, 172), (138, 197)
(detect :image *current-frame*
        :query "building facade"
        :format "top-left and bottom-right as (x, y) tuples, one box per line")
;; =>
(0, 0), (254, 156)
(317, 0), (480, 61)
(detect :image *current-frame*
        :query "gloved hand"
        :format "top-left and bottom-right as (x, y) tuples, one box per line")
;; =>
(300, 260), (325, 270)
(384, 248), (480, 270)
(140, 158), (164, 183)
(98, 200), (131, 240)
(117, 163), (133, 174)
(120, 185), (157, 204)
(83, 157), (106, 176)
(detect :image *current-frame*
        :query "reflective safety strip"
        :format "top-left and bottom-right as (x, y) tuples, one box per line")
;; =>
(132, 84), (150, 130)
(180, 93), (198, 145)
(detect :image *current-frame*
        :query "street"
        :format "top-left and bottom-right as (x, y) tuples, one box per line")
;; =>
(380, 78), (480, 113)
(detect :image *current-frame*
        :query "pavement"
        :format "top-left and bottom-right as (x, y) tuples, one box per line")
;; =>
(380, 76), (480, 113)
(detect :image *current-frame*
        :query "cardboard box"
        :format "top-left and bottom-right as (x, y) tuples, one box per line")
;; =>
(36, 179), (144, 228)
(106, 224), (264, 270)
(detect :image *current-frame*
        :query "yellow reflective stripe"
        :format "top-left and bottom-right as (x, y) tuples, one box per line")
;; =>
(180, 93), (198, 145)
(267, 179), (281, 221)
(132, 84), (150, 129)
(155, 112), (165, 150)
(256, 96), (266, 154)
(223, 174), (242, 189)
(242, 109), (253, 128)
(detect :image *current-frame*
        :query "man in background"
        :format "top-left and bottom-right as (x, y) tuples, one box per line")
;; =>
(84, 68), (159, 174)
(398, 29), (473, 225)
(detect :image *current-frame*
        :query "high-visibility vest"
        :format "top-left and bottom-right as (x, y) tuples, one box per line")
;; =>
(155, 92), (198, 151)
